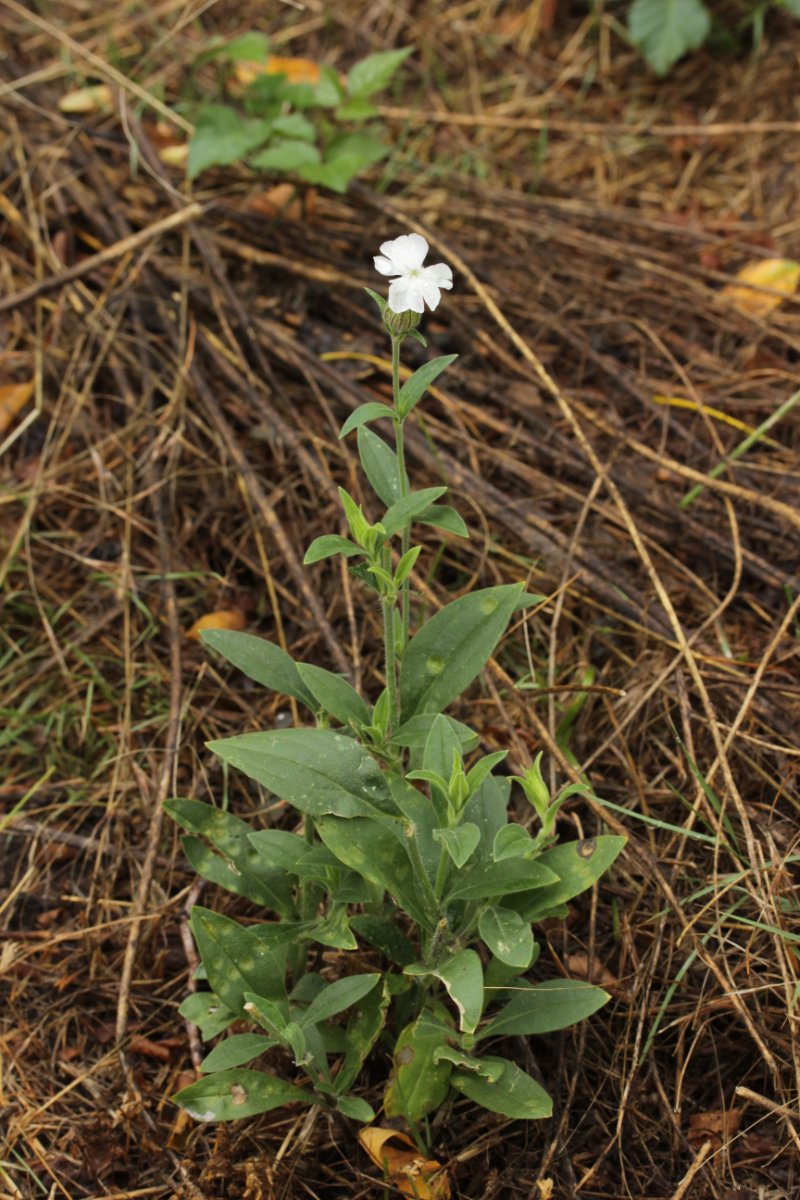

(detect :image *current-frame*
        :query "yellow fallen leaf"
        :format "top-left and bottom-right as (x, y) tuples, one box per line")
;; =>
(158, 143), (188, 167)
(0, 380), (35, 435)
(358, 1128), (450, 1199)
(58, 84), (114, 114)
(187, 610), (247, 640)
(234, 54), (322, 88)
(721, 257), (800, 318)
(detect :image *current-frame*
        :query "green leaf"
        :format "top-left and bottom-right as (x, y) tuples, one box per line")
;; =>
(207, 728), (390, 819)
(445, 858), (558, 902)
(174, 1068), (313, 1122)
(492, 823), (536, 862)
(628, 0), (711, 77)
(433, 823), (480, 869)
(350, 914), (415, 966)
(382, 487), (448, 538)
(241, 992), (290, 1039)
(392, 712), (479, 753)
(432, 1046), (504, 1080)
(423, 715), (462, 782)
(395, 545), (422, 587)
(465, 750), (508, 794)
(188, 106), (273, 179)
(434, 949), (484, 1034)
(300, 973), (380, 1028)
(419, 503), (470, 539)
(478, 907), (534, 970)
(336, 1095), (375, 1121)
(199, 629), (315, 708)
(190, 908), (287, 1014)
(335, 978), (390, 1094)
(383, 1012), (453, 1122)
(389, 774), (441, 879)
(450, 1056), (552, 1120)
(304, 534), (361, 564)
(270, 113), (316, 142)
(297, 153), (376, 194)
(316, 815), (431, 928)
(181, 834), (294, 915)
(311, 907), (358, 950)
(397, 354), (458, 420)
(248, 830), (328, 877)
(313, 64), (345, 107)
(478, 979), (609, 1040)
(399, 583), (526, 719)
(335, 98), (378, 120)
(179, 991), (237, 1040)
(347, 47), (414, 98)
(165, 797), (294, 914)
(219, 32), (270, 61)
(463, 774), (511, 859)
(296, 663), (370, 726)
(510, 835), (627, 921)
(249, 139), (321, 171)
(356, 426), (401, 505)
(364, 287), (388, 318)
(200, 1033), (278, 1073)
(339, 402), (395, 439)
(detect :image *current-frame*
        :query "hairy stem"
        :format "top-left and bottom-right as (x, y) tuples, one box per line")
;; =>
(391, 335), (412, 654)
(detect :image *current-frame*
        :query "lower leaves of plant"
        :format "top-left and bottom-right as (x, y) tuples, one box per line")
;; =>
(168, 233), (626, 1142)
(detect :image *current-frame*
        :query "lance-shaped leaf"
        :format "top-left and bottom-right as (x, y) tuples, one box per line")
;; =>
(445, 857), (558, 902)
(179, 991), (237, 1040)
(200, 1033), (278, 1073)
(174, 1068), (313, 1122)
(339, 401), (395, 439)
(299, 973), (380, 1028)
(451, 1055), (552, 1120)
(166, 797), (294, 915)
(357, 426), (401, 505)
(315, 815), (432, 928)
(335, 978), (390, 1094)
(509, 835), (626, 921)
(350, 915), (415, 966)
(391, 712), (479, 753)
(418, 503), (469, 539)
(418, 949), (483, 1034)
(478, 978), (609, 1040)
(296, 663), (370, 726)
(304, 534), (361, 564)
(207, 728), (389, 819)
(399, 583), (525, 719)
(199, 629), (315, 708)
(397, 354), (458, 419)
(190, 908), (288, 1014)
(462, 774), (511, 860)
(381, 486), (447, 538)
(383, 1012), (454, 1122)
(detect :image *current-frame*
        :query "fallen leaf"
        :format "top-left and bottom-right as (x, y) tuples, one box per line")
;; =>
(245, 182), (315, 221)
(358, 1127), (450, 1200)
(565, 952), (625, 996)
(187, 610), (247, 640)
(721, 258), (800, 317)
(58, 84), (114, 113)
(687, 1107), (742, 1153)
(0, 380), (34, 435)
(234, 55), (323, 88)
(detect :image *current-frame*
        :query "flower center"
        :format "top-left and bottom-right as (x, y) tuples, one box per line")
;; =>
(407, 267), (421, 278)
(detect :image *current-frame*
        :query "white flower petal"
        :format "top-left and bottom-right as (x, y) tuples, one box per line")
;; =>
(423, 262), (453, 289)
(373, 255), (397, 276)
(421, 277), (442, 310)
(380, 233), (429, 271)
(389, 276), (424, 313)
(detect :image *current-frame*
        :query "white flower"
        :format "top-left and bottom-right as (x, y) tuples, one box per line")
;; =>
(373, 233), (453, 314)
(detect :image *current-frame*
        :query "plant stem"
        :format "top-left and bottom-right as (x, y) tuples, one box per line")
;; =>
(390, 336), (412, 653)
(382, 595), (399, 733)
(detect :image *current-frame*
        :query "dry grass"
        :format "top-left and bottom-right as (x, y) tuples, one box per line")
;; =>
(1, 2), (799, 1198)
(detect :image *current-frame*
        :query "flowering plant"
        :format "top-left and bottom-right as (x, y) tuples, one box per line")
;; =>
(166, 235), (624, 1137)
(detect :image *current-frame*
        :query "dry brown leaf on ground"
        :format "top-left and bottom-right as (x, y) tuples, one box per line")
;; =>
(564, 952), (626, 996)
(234, 55), (323, 88)
(187, 610), (248, 640)
(244, 183), (315, 221)
(720, 258), (800, 317)
(58, 83), (114, 113)
(0, 380), (34, 434)
(358, 1128), (450, 1199)
(687, 1108), (742, 1153)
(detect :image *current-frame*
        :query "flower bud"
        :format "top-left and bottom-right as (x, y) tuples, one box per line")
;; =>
(383, 306), (421, 338)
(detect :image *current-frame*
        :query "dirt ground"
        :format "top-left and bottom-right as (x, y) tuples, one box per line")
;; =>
(2, 2), (799, 1198)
